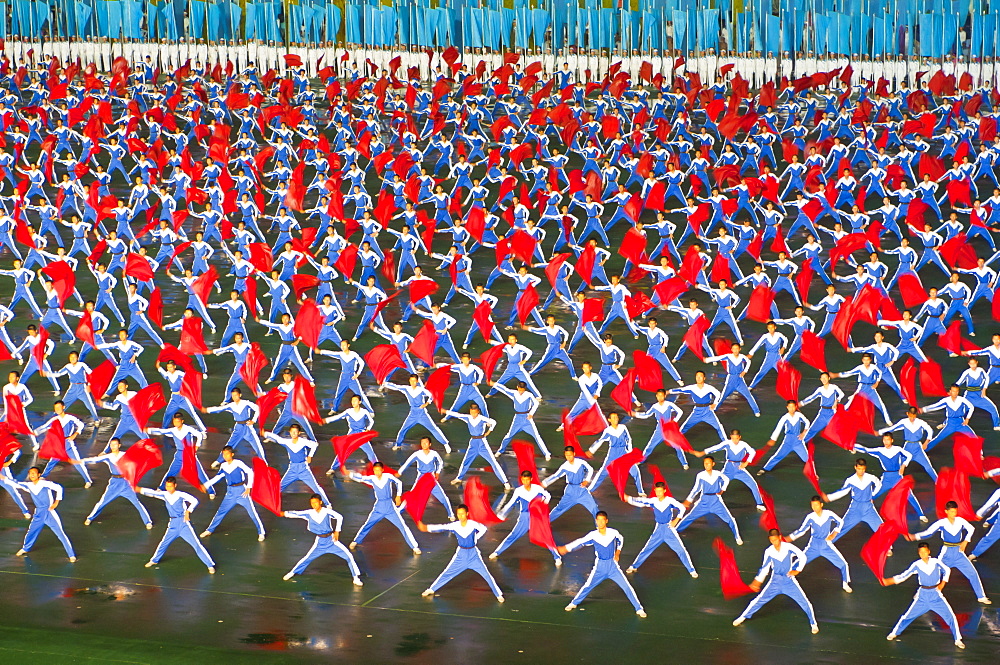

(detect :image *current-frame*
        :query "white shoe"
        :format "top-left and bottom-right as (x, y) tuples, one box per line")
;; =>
(84, 519), (92, 525)
(754, 413), (761, 417)
(496, 595), (504, 603)
(756, 505), (766, 512)
(146, 523), (153, 530)
(626, 567), (637, 574)
(488, 552), (498, 560)
(735, 538), (744, 546)
(349, 542), (358, 550)
(421, 589), (434, 597)
(258, 533), (266, 542)
(544, 455), (552, 462)
(565, 603), (577, 611)
(450, 478), (462, 486)
(444, 446), (452, 455)
(412, 548), (422, 555)
(554, 557), (563, 567)
(353, 578), (363, 587)
(682, 464), (689, 471)
(994, 426), (1000, 431)
(978, 597), (992, 605)
(636, 610), (647, 618)
(956, 640), (965, 649)
(207, 567), (216, 574)
(14, 549), (26, 557)
(144, 560), (156, 568)
(68, 557), (76, 563)
(690, 571), (699, 579)
(200, 530), (211, 538)
(886, 633), (896, 641)
(843, 582), (853, 593)
(732, 617), (744, 626)
(810, 624), (819, 634)
(919, 515), (928, 523)
(283, 572), (294, 581)
(503, 484), (512, 491)
(84, 482), (92, 489)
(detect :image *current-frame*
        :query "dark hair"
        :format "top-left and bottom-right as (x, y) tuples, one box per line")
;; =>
(520, 470), (533, 479)
(165, 476), (178, 484)
(945, 500), (958, 510)
(596, 511), (608, 520)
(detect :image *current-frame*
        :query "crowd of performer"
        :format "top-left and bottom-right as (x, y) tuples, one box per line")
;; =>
(0, 38), (999, 649)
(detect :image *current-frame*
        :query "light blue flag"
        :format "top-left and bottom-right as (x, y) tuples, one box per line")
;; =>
(672, 9), (687, 51)
(501, 7), (514, 47)
(701, 9), (720, 49)
(813, 13), (828, 52)
(206, 1), (222, 41)
(345, 3), (361, 43)
(532, 9), (549, 48)
(514, 7), (530, 48)
(326, 3), (341, 41)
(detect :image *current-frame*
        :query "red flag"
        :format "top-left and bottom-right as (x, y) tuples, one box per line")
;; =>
(409, 320), (438, 366)
(512, 440), (540, 484)
(38, 421), (69, 462)
(953, 434), (985, 477)
(464, 476), (502, 524)
(249, 457), (283, 516)
(75, 309), (97, 348)
(896, 273), (927, 308)
(582, 298), (605, 325)
(803, 443), (822, 495)
(479, 343), (507, 382)
(179, 317), (210, 355)
(575, 244), (595, 286)
(148, 287), (163, 327)
(861, 523), (902, 585)
(3, 395), (31, 435)
(31, 327), (49, 371)
(291, 377), (323, 424)
(919, 360), (948, 397)
(332, 431), (379, 468)
(681, 315), (711, 360)
(821, 405), (860, 451)
(654, 277), (688, 305)
(239, 343), (268, 396)
(516, 283), (540, 326)
(799, 332), (827, 372)
(745, 286), (776, 323)
(424, 365), (452, 412)
(759, 487), (780, 532)
(179, 439), (204, 492)
(632, 350), (664, 392)
(191, 267), (218, 305)
(124, 253), (155, 281)
(846, 393), (877, 435)
(472, 301), (495, 342)
(571, 403), (608, 436)
(365, 344), (406, 384)
(880, 475), (916, 533)
(937, 321), (964, 355)
(40, 261), (75, 307)
(88, 359), (117, 401)
(400, 473), (438, 522)
(130, 384), (166, 432)
(117, 439), (162, 489)
(560, 409), (591, 459)
(610, 368), (638, 414)
(256, 387), (285, 432)
(660, 419), (694, 452)
(713, 537), (755, 599)
(527, 497), (558, 550)
(408, 279), (439, 304)
(934, 468), (976, 520)
(294, 299), (322, 351)
(899, 358), (919, 407)
(606, 449), (644, 499)
(776, 361), (801, 402)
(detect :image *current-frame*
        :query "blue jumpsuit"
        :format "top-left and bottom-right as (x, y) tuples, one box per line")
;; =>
(787, 509), (851, 584)
(425, 519), (503, 597)
(627, 495), (697, 574)
(829, 473), (884, 541)
(565, 528), (644, 612)
(203, 460), (266, 536)
(349, 471), (419, 549)
(140, 488), (215, 568)
(736, 543), (817, 627)
(888, 557), (961, 640)
(18, 479), (76, 558)
(677, 470), (741, 541)
(285, 507), (362, 579)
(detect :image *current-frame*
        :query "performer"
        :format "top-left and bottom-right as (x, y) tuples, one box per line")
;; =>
(139, 477), (216, 573)
(13, 467), (76, 562)
(417, 504), (504, 602)
(200, 446), (266, 542)
(907, 501), (992, 604)
(490, 471), (561, 565)
(733, 529), (819, 634)
(676, 456), (742, 545)
(624, 482), (698, 577)
(883, 542), (965, 649)
(347, 462), (421, 555)
(282, 494), (363, 586)
(544, 445), (598, 522)
(785, 496), (852, 592)
(77, 438), (153, 528)
(558, 512), (647, 617)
